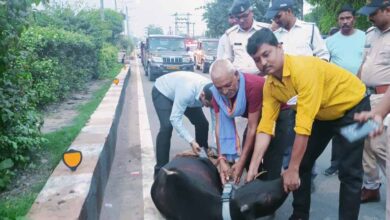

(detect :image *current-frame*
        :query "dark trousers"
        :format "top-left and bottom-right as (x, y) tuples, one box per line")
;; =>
(330, 136), (342, 169)
(259, 108), (296, 181)
(291, 96), (370, 220)
(152, 86), (209, 176)
(240, 109), (295, 180)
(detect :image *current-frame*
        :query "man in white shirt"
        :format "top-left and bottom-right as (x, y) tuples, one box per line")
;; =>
(152, 71), (213, 179)
(266, 0), (329, 60)
(220, 0), (269, 74)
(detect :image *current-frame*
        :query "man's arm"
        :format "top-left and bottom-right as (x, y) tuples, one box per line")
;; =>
(239, 111), (260, 164)
(217, 34), (227, 59)
(170, 94), (195, 144)
(282, 134), (309, 192)
(355, 87), (390, 137)
(246, 132), (272, 182)
(224, 33), (234, 62)
(215, 112), (221, 155)
(232, 111), (260, 183)
(311, 25), (330, 61)
(209, 108), (216, 145)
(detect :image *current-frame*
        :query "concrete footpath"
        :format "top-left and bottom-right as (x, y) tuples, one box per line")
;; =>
(27, 65), (130, 220)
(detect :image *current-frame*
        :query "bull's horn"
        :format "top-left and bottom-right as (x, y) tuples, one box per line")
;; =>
(162, 168), (178, 175)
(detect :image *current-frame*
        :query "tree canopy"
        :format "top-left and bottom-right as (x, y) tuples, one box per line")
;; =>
(145, 24), (164, 35)
(305, 0), (371, 33)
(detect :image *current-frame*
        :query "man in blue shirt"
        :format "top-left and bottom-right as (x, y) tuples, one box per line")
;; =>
(152, 71), (213, 178)
(326, 4), (365, 75)
(324, 4), (366, 176)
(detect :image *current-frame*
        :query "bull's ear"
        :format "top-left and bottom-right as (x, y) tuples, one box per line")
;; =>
(162, 168), (178, 176)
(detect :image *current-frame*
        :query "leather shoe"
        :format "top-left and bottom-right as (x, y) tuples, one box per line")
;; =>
(361, 187), (380, 203)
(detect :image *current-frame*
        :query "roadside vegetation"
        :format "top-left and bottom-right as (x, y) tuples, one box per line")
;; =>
(0, 1), (133, 218)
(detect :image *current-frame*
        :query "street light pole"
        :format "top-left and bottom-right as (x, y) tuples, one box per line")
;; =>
(126, 5), (130, 38)
(100, 0), (105, 21)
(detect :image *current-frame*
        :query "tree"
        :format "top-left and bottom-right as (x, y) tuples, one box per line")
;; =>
(145, 25), (164, 35)
(202, 0), (233, 37)
(306, 0), (371, 33)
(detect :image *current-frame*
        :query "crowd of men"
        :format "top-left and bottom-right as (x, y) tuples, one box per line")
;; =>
(151, 0), (390, 219)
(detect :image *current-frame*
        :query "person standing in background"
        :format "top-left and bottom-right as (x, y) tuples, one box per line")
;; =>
(357, 0), (390, 204)
(323, 4), (366, 176)
(220, 0), (269, 74)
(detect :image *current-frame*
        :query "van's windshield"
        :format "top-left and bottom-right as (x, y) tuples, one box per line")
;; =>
(149, 38), (186, 51)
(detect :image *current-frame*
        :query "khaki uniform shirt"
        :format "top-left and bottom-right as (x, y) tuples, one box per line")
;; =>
(360, 26), (390, 87)
(223, 21), (269, 74)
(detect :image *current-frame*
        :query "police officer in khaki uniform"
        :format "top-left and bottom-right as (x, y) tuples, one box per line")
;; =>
(357, 0), (390, 205)
(221, 0), (269, 74)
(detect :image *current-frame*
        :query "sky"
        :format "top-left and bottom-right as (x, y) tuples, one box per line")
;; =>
(57, 0), (313, 38)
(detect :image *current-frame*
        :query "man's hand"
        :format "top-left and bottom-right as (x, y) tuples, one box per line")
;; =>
(219, 160), (230, 185)
(231, 160), (245, 184)
(282, 168), (300, 193)
(245, 166), (258, 183)
(354, 111), (384, 137)
(190, 141), (201, 155)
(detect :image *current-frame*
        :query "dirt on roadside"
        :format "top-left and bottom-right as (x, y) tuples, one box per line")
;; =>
(41, 79), (109, 133)
(0, 78), (109, 201)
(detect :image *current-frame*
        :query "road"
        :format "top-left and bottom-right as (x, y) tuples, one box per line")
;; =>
(99, 59), (386, 220)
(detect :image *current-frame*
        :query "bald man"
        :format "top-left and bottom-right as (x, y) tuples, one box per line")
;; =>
(208, 59), (293, 184)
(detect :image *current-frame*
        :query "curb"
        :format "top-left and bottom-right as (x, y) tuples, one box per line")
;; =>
(27, 65), (131, 220)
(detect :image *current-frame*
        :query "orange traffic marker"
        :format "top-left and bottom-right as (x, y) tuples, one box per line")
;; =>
(62, 149), (82, 171)
(113, 78), (119, 85)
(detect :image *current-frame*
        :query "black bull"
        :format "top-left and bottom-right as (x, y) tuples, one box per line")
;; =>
(151, 156), (288, 220)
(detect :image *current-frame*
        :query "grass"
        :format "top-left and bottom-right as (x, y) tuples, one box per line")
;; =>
(0, 63), (124, 219)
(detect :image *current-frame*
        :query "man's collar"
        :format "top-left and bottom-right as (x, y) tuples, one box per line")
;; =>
(238, 19), (256, 32)
(268, 55), (291, 87)
(381, 26), (390, 34)
(276, 18), (303, 33)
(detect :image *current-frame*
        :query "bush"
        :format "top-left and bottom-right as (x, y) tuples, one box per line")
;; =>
(0, 0), (46, 190)
(18, 26), (98, 107)
(98, 43), (119, 78)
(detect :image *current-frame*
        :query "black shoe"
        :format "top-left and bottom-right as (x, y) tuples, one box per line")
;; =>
(323, 166), (338, 176)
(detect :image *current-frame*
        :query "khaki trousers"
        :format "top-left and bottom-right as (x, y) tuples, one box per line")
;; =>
(387, 128), (390, 220)
(363, 94), (388, 189)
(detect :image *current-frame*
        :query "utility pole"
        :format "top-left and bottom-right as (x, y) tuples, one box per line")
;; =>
(186, 13), (190, 36)
(126, 5), (130, 37)
(100, 0), (105, 21)
(114, 0), (117, 11)
(192, 22), (195, 37)
(172, 13), (194, 37)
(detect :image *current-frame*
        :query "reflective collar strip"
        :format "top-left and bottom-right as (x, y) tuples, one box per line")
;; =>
(221, 183), (233, 220)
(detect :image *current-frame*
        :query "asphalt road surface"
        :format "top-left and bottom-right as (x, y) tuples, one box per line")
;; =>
(100, 59), (386, 220)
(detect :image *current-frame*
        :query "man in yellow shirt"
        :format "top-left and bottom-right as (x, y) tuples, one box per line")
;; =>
(245, 28), (370, 220)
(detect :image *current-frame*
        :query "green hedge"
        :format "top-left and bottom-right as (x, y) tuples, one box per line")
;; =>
(19, 26), (98, 107)
(98, 43), (119, 78)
